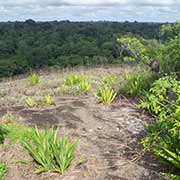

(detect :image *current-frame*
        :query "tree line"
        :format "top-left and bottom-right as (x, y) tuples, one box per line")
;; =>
(0, 20), (163, 77)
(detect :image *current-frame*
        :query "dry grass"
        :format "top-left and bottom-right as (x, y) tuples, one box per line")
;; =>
(0, 65), (146, 107)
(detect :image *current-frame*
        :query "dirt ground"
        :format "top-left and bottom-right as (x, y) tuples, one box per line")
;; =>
(0, 96), (170, 180)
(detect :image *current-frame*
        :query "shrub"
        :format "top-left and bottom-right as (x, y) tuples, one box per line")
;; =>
(23, 128), (77, 174)
(0, 163), (7, 180)
(139, 76), (180, 116)
(120, 71), (158, 97)
(28, 73), (39, 86)
(95, 85), (117, 104)
(140, 75), (180, 179)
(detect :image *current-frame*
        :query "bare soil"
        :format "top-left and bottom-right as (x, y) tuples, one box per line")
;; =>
(0, 96), (171, 180)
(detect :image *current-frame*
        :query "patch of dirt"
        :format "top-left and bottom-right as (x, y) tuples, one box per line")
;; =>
(0, 97), (170, 180)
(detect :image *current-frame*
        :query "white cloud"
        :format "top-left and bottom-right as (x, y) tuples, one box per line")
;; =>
(0, 0), (179, 22)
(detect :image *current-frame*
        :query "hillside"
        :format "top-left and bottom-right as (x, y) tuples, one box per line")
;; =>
(0, 65), (170, 180)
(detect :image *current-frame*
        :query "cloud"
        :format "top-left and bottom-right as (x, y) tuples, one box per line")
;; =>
(0, 0), (179, 22)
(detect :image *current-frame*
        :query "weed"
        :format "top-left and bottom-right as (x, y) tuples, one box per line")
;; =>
(120, 71), (158, 97)
(77, 81), (91, 94)
(25, 97), (36, 108)
(64, 74), (91, 94)
(23, 127), (77, 174)
(95, 85), (117, 104)
(103, 75), (119, 86)
(39, 96), (55, 105)
(28, 73), (39, 86)
(65, 74), (86, 86)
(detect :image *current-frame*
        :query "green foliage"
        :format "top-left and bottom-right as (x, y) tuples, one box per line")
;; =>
(117, 37), (149, 63)
(65, 74), (86, 86)
(64, 74), (91, 94)
(103, 75), (119, 86)
(28, 73), (39, 86)
(140, 75), (180, 179)
(0, 126), (7, 144)
(23, 127), (77, 174)
(4, 121), (34, 143)
(77, 81), (91, 94)
(160, 35), (180, 75)
(95, 85), (117, 104)
(0, 21), (161, 78)
(161, 21), (180, 40)
(0, 163), (7, 180)
(120, 71), (158, 97)
(25, 97), (36, 108)
(40, 96), (55, 105)
(139, 76), (180, 116)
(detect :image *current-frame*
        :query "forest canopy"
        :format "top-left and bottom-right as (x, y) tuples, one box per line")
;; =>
(0, 20), (166, 77)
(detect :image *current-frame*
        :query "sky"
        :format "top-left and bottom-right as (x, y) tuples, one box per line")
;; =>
(0, 0), (180, 22)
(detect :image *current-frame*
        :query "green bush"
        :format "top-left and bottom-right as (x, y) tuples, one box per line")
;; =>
(23, 128), (77, 174)
(140, 75), (180, 179)
(139, 76), (180, 116)
(120, 71), (158, 97)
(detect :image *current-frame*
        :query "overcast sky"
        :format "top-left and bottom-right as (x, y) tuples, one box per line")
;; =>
(0, 0), (179, 22)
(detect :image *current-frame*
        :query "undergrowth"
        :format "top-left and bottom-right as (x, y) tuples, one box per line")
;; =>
(140, 75), (180, 179)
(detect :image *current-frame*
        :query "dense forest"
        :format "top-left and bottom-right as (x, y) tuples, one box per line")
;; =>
(0, 20), (163, 77)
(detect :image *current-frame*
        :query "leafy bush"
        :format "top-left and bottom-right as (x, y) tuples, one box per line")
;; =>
(28, 73), (39, 86)
(0, 163), (7, 180)
(140, 75), (180, 179)
(117, 37), (149, 63)
(23, 127), (77, 174)
(139, 76), (180, 116)
(95, 85), (117, 104)
(160, 35), (180, 76)
(120, 71), (158, 97)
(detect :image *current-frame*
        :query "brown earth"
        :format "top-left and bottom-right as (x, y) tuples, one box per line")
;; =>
(0, 97), (170, 180)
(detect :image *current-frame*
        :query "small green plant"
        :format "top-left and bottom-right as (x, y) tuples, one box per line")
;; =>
(40, 96), (55, 105)
(23, 128), (77, 174)
(95, 85), (117, 104)
(65, 74), (86, 86)
(25, 97), (36, 108)
(64, 74), (91, 94)
(77, 81), (91, 94)
(0, 163), (7, 180)
(28, 73), (39, 86)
